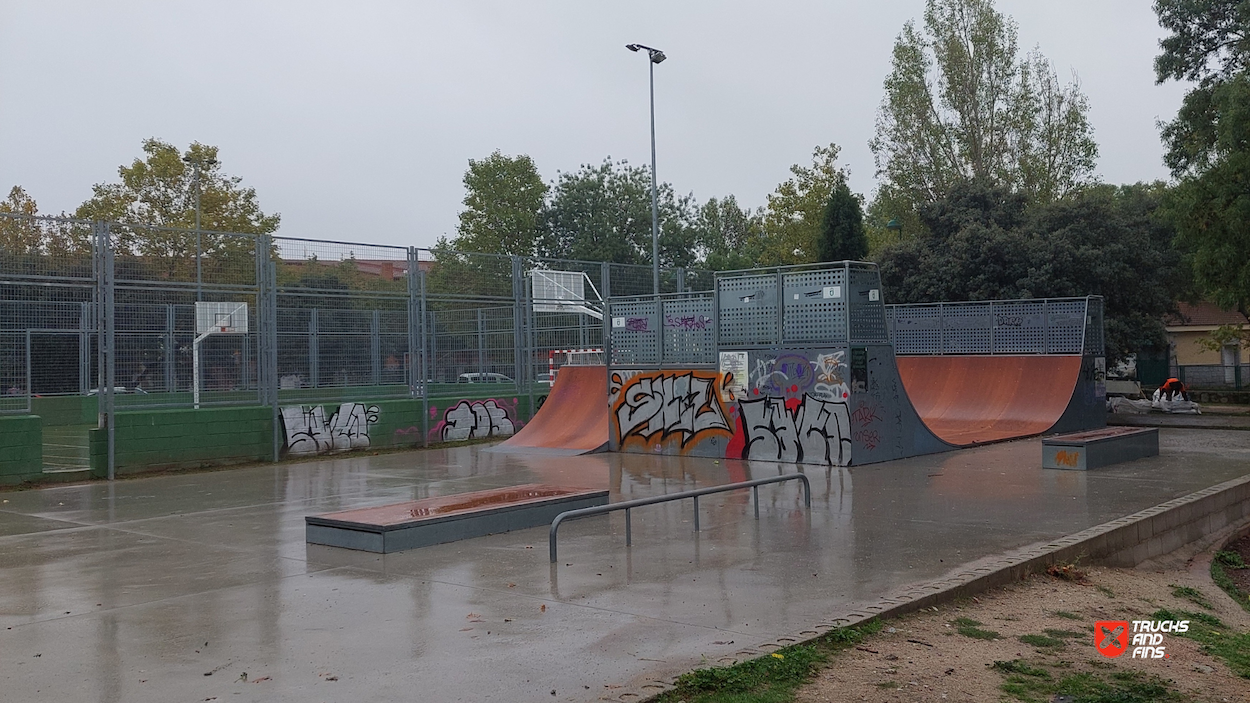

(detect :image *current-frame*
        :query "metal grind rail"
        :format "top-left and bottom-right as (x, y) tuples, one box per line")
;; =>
(548, 473), (812, 563)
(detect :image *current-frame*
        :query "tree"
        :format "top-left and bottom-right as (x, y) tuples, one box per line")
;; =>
(452, 151), (547, 256)
(759, 144), (850, 265)
(75, 138), (279, 282)
(1155, 0), (1250, 316)
(0, 186), (92, 260)
(694, 195), (765, 271)
(816, 182), (868, 262)
(870, 0), (1097, 226)
(877, 181), (1188, 366)
(0, 186), (41, 253)
(537, 159), (697, 269)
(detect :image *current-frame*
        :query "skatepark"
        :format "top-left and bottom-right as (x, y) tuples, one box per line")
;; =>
(3, 258), (1250, 702)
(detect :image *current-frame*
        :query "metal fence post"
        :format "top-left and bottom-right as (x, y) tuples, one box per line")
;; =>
(406, 247), (420, 400)
(309, 308), (319, 388)
(602, 261), (612, 401)
(98, 221), (116, 481)
(511, 256), (524, 406)
(477, 308), (485, 379)
(371, 309), (381, 387)
(261, 235), (280, 462)
(419, 266), (429, 448)
(79, 302), (91, 396)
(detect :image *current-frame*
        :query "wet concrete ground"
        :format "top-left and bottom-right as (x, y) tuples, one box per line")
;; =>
(2, 429), (1248, 702)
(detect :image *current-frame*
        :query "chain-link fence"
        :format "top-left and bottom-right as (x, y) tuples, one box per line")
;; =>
(0, 211), (712, 477)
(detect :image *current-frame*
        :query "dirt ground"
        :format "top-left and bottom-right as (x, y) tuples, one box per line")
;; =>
(796, 549), (1250, 703)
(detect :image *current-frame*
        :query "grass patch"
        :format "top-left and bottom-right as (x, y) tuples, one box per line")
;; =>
(875, 681), (900, 689)
(1096, 585), (1116, 598)
(1216, 550), (1247, 569)
(952, 617), (1001, 640)
(1211, 551), (1250, 614)
(654, 621), (882, 703)
(992, 662), (1182, 703)
(1052, 610), (1084, 621)
(1170, 585), (1214, 610)
(1153, 608), (1250, 679)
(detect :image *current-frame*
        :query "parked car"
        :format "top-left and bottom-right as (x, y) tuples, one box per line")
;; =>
(87, 386), (149, 395)
(456, 373), (514, 384)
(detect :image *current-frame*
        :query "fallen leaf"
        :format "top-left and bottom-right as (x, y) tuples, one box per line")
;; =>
(508, 583), (516, 588)
(325, 676), (338, 681)
(459, 627), (473, 632)
(771, 653), (784, 659)
(252, 676), (271, 683)
(540, 604), (546, 612)
(466, 613), (480, 619)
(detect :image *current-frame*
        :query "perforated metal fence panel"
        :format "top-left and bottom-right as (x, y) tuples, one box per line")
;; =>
(661, 295), (716, 365)
(718, 273), (777, 346)
(847, 265), (890, 344)
(781, 267), (846, 344)
(1083, 297), (1105, 356)
(886, 297), (1102, 355)
(608, 299), (660, 366)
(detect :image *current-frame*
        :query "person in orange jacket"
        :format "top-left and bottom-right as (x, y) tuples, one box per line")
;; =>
(1159, 377), (1191, 402)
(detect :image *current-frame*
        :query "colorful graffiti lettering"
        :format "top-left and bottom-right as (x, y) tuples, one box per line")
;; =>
(614, 371), (731, 448)
(738, 394), (851, 466)
(664, 314), (713, 330)
(282, 402), (380, 455)
(433, 399), (518, 442)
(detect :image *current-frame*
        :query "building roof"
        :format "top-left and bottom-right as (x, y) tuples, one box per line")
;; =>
(1165, 301), (1249, 327)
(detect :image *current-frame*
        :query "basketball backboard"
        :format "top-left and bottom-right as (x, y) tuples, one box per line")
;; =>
(195, 301), (249, 335)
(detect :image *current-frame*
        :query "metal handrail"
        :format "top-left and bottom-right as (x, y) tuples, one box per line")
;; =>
(549, 473), (811, 563)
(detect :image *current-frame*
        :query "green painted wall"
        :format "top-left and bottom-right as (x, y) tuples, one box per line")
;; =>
(90, 406), (274, 476)
(0, 415), (43, 485)
(84, 387), (547, 475)
(31, 395), (96, 426)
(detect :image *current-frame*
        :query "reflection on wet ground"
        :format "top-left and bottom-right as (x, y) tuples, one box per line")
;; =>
(1, 429), (1247, 702)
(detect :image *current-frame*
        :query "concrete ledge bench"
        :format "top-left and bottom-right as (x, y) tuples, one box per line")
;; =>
(306, 484), (609, 553)
(1042, 427), (1159, 471)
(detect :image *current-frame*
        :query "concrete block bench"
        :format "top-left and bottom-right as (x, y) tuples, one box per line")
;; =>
(307, 484), (609, 553)
(1042, 427), (1159, 471)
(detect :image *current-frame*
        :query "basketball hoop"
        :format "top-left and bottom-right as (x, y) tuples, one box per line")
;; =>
(193, 302), (249, 409)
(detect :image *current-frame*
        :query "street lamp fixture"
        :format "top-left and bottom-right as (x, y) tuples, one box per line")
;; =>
(625, 42), (666, 295)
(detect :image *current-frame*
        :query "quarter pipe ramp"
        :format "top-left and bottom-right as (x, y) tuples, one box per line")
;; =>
(896, 355), (1085, 446)
(494, 365), (608, 455)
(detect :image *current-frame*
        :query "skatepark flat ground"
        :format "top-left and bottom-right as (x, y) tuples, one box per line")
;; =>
(2, 429), (1248, 702)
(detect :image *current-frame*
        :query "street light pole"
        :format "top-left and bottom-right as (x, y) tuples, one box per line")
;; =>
(182, 154), (217, 302)
(626, 43), (666, 296)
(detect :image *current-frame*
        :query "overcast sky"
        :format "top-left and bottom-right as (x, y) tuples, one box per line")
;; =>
(0, 1), (1189, 250)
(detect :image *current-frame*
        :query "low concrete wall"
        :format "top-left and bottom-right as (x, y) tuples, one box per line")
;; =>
(0, 415), (43, 486)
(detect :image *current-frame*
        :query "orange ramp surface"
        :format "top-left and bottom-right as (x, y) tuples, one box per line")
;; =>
(896, 355), (1082, 446)
(495, 365), (608, 455)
